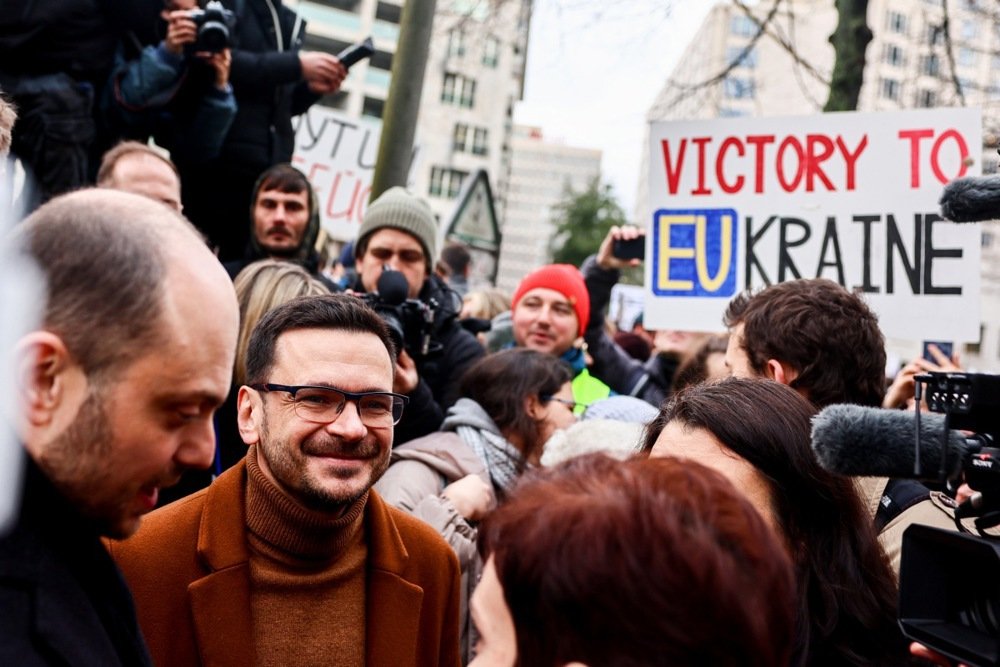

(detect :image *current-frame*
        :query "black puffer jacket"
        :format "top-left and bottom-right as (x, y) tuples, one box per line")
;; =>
(219, 0), (320, 167)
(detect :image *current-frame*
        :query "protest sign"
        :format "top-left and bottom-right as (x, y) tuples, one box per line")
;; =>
(645, 109), (982, 340)
(292, 106), (380, 242)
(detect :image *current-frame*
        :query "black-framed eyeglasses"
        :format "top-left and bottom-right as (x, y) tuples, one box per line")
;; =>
(541, 395), (580, 411)
(250, 383), (409, 427)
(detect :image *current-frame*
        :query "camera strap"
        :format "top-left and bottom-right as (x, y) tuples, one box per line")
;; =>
(874, 478), (931, 533)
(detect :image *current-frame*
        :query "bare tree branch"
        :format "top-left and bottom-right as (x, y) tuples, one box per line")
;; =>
(940, 0), (967, 106)
(654, 0), (782, 111)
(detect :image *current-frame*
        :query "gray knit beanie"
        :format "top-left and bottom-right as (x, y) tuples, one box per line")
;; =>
(356, 187), (438, 265)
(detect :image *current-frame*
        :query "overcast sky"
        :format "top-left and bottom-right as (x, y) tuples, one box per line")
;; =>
(515, 0), (714, 216)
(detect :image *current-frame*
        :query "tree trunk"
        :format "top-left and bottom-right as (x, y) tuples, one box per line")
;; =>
(823, 0), (872, 112)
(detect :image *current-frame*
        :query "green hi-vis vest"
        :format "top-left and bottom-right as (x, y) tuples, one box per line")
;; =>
(571, 368), (611, 414)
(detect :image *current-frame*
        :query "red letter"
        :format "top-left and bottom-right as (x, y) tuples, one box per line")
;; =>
(776, 136), (805, 192)
(691, 136), (712, 195)
(716, 137), (745, 194)
(898, 128), (934, 188)
(746, 135), (775, 193)
(836, 134), (868, 191)
(660, 139), (687, 194)
(805, 134), (835, 192)
(930, 129), (970, 184)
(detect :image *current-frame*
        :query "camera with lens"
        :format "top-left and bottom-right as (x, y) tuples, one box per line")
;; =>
(361, 268), (439, 359)
(899, 372), (1000, 666)
(188, 1), (236, 53)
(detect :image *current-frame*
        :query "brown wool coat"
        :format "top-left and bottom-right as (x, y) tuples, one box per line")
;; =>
(106, 461), (461, 667)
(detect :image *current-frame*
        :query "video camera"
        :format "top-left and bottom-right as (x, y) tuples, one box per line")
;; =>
(361, 268), (439, 359)
(900, 372), (1000, 666)
(189, 1), (236, 53)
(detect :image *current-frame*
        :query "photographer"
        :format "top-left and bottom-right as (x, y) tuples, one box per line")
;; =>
(350, 188), (484, 445)
(104, 0), (236, 166)
(180, 0), (346, 261)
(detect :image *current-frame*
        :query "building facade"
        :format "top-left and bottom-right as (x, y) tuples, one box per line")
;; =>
(291, 0), (532, 223)
(495, 125), (602, 293)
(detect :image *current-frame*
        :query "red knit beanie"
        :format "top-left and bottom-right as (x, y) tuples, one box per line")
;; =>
(512, 264), (590, 337)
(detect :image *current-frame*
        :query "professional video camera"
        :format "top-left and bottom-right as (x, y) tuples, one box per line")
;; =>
(361, 268), (439, 358)
(189, 1), (236, 53)
(901, 372), (1000, 667)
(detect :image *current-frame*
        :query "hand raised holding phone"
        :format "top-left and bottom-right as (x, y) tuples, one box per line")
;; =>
(597, 225), (645, 270)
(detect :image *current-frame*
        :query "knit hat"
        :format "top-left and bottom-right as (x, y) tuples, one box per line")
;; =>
(512, 264), (590, 336)
(356, 187), (438, 266)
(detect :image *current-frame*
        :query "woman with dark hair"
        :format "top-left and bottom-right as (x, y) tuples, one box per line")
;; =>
(472, 453), (797, 666)
(642, 377), (908, 667)
(374, 348), (576, 662)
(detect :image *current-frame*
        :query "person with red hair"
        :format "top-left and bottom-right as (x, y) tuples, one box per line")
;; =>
(471, 453), (797, 667)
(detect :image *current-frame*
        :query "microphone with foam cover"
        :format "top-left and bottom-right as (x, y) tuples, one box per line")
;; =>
(376, 268), (409, 306)
(939, 175), (1000, 223)
(810, 404), (970, 479)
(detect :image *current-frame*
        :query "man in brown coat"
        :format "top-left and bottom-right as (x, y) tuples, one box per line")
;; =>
(108, 295), (461, 667)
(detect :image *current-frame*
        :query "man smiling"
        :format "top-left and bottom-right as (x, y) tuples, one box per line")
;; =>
(108, 295), (460, 667)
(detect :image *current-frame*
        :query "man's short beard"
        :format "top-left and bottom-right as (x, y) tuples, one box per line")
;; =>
(36, 387), (121, 536)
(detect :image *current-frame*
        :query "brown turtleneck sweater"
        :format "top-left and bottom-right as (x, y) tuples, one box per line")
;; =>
(245, 446), (368, 666)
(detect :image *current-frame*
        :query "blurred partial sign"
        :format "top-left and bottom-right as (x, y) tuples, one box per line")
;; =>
(292, 106), (381, 242)
(444, 169), (502, 286)
(646, 108), (982, 341)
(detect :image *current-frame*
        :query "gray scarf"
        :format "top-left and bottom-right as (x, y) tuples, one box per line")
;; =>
(441, 398), (525, 494)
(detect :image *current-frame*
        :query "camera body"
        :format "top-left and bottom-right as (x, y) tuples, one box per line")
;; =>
(360, 268), (438, 358)
(189, 1), (236, 53)
(899, 372), (1000, 665)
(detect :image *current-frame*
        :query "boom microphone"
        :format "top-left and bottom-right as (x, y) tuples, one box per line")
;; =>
(375, 267), (409, 306)
(939, 175), (1000, 223)
(810, 404), (970, 479)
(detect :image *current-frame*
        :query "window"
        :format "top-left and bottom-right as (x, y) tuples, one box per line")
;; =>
(483, 36), (500, 67)
(958, 47), (977, 68)
(886, 11), (907, 35)
(447, 29), (465, 57)
(718, 107), (749, 118)
(962, 20), (978, 41)
(983, 231), (994, 248)
(723, 76), (755, 99)
(926, 24), (943, 45)
(429, 167), (468, 198)
(917, 88), (936, 107)
(883, 43), (905, 67)
(441, 73), (476, 108)
(472, 127), (488, 155)
(453, 123), (469, 151)
(920, 54), (940, 76)
(880, 77), (900, 100)
(730, 14), (756, 38)
(726, 46), (757, 68)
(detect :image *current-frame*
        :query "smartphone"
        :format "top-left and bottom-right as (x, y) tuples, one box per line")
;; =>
(922, 341), (954, 363)
(612, 237), (645, 261)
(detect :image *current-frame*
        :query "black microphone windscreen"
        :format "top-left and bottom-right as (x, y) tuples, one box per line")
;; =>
(939, 175), (1000, 223)
(810, 404), (969, 479)
(376, 268), (409, 305)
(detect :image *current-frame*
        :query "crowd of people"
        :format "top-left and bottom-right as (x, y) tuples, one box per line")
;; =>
(0, 4), (987, 666)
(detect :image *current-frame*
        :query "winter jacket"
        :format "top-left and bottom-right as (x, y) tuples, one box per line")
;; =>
(218, 0), (319, 167)
(581, 254), (675, 406)
(0, 458), (152, 666)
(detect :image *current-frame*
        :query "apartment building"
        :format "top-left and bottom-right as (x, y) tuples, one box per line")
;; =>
(291, 0), (532, 223)
(495, 125), (602, 293)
